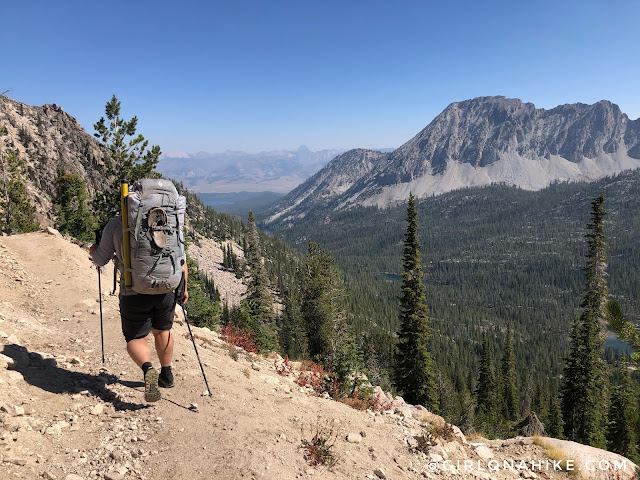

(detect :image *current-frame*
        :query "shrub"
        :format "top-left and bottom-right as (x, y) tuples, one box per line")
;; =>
(411, 432), (437, 454)
(300, 421), (338, 468)
(295, 360), (339, 397)
(220, 325), (259, 354)
(275, 355), (295, 376)
(339, 388), (375, 411)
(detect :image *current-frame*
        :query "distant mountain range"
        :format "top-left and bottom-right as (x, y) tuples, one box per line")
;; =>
(266, 96), (640, 225)
(157, 146), (346, 193)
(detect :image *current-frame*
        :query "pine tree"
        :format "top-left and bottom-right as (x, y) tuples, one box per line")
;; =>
(53, 167), (96, 241)
(244, 211), (276, 350)
(221, 299), (231, 326)
(183, 255), (221, 329)
(0, 149), (39, 234)
(436, 370), (458, 420)
(560, 315), (582, 439)
(278, 285), (307, 359)
(560, 193), (608, 448)
(393, 193), (437, 409)
(606, 369), (639, 462)
(547, 395), (564, 439)
(501, 322), (519, 421)
(223, 243), (232, 269)
(92, 95), (161, 228)
(475, 333), (497, 433)
(332, 315), (364, 395)
(300, 241), (343, 364)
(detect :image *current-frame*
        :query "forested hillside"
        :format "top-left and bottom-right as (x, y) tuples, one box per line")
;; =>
(264, 170), (640, 427)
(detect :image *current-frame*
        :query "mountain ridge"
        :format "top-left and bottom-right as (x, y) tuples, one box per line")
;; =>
(266, 96), (640, 225)
(0, 95), (110, 225)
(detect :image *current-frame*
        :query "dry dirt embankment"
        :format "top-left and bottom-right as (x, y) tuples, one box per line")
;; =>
(0, 232), (636, 480)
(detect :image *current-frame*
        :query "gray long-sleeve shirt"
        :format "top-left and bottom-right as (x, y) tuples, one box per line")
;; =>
(92, 216), (137, 296)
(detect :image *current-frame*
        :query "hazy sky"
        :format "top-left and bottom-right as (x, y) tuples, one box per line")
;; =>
(2, 1), (639, 154)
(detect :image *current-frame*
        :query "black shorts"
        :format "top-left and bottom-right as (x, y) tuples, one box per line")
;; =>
(119, 292), (176, 342)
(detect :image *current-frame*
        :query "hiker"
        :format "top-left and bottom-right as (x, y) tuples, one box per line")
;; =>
(90, 179), (188, 402)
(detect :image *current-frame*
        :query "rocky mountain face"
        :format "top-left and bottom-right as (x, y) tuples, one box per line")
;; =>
(266, 97), (640, 225)
(0, 96), (108, 225)
(157, 145), (344, 193)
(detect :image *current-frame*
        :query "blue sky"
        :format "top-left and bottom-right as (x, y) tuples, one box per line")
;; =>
(2, 1), (639, 153)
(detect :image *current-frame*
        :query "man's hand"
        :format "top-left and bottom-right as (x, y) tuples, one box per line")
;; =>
(180, 263), (188, 304)
(89, 244), (97, 257)
(176, 263), (189, 304)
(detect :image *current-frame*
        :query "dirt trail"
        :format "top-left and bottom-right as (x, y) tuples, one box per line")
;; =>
(0, 232), (636, 480)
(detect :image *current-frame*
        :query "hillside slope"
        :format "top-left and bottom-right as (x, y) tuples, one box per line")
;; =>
(0, 231), (636, 480)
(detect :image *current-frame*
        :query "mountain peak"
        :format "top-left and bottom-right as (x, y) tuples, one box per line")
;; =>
(267, 96), (640, 223)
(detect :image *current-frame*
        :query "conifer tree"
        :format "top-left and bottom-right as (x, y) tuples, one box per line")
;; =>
(278, 285), (307, 359)
(300, 241), (343, 364)
(333, 315), (365, 395)
(184, 255), (221, 329)
(560, 193), (608, 448)
(436, 370), (458, 420)
(547, 395), (564, 439)
(222, 244), (230, 269)
(244, 211), (276, 350)
(560, 315), (581, 438)
(475, 333), (497, 433)
(393, 193), (437, 409)
(92, 95), (160, 228)
(606, 369), (639, 462)
(221, 299), (231, 326)
(0, 149), (39, 234)
(53, 167), (96, 241)
(501, 322), (519, 421)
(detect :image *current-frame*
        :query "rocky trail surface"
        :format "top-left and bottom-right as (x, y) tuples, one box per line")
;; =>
(0, 232), (636, 480)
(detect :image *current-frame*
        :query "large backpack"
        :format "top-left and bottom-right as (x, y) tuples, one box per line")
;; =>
(125, 179), (186, 294)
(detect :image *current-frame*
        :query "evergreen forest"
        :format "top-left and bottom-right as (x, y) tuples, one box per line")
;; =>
(262, 170), (640, 439)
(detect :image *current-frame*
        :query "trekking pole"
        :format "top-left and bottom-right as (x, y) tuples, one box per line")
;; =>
(121, 180), (132, 288)
(177, 277), (212, 398)
(95, 231), (105, 364)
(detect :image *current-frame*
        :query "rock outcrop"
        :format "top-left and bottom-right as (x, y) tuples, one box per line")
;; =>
(0, 95), (109, 225)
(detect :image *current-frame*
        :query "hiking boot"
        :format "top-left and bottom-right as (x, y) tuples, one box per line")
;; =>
(144, 368), (161, 402)
(158, 368), (175, 388)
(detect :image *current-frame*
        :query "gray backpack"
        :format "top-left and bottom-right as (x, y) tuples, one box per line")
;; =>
(125, 179), (186, 294)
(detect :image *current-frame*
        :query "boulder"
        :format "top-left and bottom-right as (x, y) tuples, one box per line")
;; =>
(0, 353), (16, 369)
(443, 441), (467, 460)
(473, 444), (494, 460)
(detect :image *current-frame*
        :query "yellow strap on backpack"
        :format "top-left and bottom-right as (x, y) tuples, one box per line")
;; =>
(120, 180), (132, 287)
